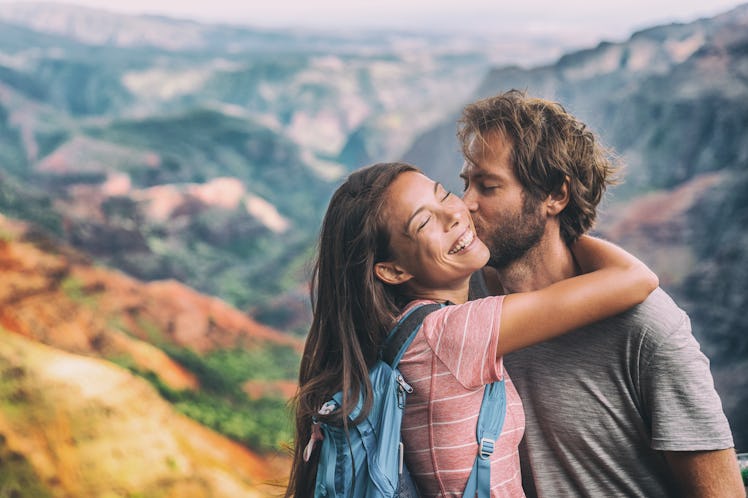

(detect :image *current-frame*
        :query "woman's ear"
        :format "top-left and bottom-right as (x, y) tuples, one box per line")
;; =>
(374, 261), (413, 285)
(546, 175), (570, 216)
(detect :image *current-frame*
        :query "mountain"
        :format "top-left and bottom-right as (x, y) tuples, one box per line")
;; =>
(0, 332), (288, 497)
(0, 213), (300, 495)
(404, 4), (748, 451)
(0, 2), (568, 332)
(405, 4), (748, 193)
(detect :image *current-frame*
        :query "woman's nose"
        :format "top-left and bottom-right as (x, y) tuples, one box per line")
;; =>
(443, 203), (464, 230)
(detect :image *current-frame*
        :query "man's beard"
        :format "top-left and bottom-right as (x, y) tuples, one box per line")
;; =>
(484, 194), (546, 269)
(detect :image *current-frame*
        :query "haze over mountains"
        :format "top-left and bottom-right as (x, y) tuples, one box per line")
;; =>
(0, 1), (572, 333)
(0, 2), (746, 495)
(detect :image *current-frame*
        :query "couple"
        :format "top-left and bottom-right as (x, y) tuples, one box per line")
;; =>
(287, 90), (742, 497)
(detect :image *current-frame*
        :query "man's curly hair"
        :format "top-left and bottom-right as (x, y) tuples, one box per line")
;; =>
(458, 89), (620, 244)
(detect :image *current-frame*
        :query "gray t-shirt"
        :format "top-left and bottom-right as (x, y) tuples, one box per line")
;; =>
(498, 287), (735, 497)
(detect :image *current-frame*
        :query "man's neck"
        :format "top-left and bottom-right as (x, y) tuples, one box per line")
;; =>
(495, 235), (579, 293)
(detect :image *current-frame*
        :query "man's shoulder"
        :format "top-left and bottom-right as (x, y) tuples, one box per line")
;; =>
(614, 287), (691, 341)
(626, 287), (686, 318)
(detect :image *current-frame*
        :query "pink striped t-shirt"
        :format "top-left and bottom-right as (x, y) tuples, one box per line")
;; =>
(398, 297), (526, 497)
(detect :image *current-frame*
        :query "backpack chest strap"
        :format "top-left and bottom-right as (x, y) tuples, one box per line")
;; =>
(462, 379), (507, 498)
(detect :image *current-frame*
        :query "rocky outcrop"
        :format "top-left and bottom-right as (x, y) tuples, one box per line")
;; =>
(405, 4), (748, 194)
(0, 215), (301, 386)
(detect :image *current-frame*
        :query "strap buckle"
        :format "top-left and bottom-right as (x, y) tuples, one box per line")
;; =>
(479, 437), (495, 460)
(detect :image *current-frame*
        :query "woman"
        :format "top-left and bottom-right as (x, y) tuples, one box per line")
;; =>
(287, 162), (657, 497)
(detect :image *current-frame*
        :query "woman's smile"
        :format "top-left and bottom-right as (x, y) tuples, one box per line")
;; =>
(448, 229), (476, 255)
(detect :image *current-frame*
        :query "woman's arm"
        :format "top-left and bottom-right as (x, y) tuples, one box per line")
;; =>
(497, 236), (658, 356)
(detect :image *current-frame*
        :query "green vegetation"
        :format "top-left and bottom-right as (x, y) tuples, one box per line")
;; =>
(0, 434), (53, 498)
(60, 276), (98, 307)
(0, 180), (62, 236)
(134, 316), (167, 345)
(0, 364), (28, 421)
(0, 227), (13, 243)
(0, 358), (53, 498)
(119, 344), (300, 454)
(33, 129), (70, 159)
(168, 387), (292, 452)
(201, 345), (300, 383)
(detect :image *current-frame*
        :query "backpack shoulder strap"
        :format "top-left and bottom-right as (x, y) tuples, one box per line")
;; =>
(381, 303), (442, 367)
(462, 379), (507, 498)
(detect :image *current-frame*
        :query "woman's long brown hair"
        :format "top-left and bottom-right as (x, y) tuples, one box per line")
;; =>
(285, 162), (418, 497)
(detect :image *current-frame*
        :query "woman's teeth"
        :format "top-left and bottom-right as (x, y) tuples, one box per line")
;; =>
(449, 231), (474, 254)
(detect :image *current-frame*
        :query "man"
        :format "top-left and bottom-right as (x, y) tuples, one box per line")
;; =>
(459, 90), (743, 497)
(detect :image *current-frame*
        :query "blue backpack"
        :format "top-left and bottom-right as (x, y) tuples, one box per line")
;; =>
(308, 303), (507, 497)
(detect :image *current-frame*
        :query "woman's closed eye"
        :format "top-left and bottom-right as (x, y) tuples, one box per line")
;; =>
(437, 184), (452, 201)
(417, 216), (431, 232)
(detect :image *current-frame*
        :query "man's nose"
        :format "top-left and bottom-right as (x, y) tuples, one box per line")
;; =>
(462, 188), (478, 211)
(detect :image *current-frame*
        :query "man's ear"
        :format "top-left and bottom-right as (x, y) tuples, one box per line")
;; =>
(374, 261), (413, 286)
(546, 175), (570, 216)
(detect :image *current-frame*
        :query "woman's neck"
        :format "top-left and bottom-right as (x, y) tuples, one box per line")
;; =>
(404, 281), (470, 305)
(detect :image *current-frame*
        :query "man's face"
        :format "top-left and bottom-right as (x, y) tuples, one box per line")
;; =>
(460, 132), (546, 269)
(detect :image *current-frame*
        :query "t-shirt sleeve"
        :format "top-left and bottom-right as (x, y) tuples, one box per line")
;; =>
(420, 296), (504, 389)
(640, 312), (735, 451)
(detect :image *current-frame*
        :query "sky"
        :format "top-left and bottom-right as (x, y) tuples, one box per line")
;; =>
(2, 0), (746, 40)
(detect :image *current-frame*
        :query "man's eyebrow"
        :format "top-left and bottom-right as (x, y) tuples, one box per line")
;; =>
(460, 169), (487, 180)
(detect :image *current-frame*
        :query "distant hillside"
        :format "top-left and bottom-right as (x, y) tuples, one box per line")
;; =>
(404, 4), (748, 451)
(0, 2), (548, 332)
(0, 332), (288, 497)
(0, 214), (300, 495)
(405, 4), (748, 193)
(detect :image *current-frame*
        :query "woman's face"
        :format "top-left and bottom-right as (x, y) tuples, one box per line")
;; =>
(378, 171), (489, 291)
